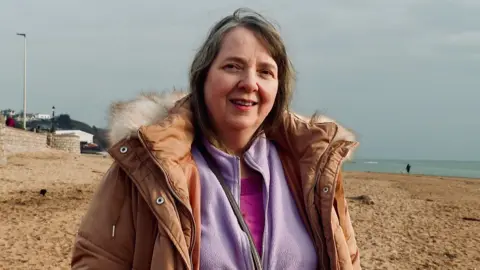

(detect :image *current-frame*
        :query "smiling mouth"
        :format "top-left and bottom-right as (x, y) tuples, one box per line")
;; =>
(230, 99), (258, 106)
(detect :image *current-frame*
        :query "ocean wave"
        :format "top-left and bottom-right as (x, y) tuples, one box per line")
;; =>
(364, 161), (378, 164)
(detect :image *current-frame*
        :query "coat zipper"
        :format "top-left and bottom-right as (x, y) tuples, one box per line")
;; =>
(313, 143), (353, 270)
(137, 131), (196, 270)
(312, 145), (335, 270)
(312, 169), (326, 270)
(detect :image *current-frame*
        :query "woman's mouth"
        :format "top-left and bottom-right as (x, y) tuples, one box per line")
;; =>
(230, 99), (258, 111)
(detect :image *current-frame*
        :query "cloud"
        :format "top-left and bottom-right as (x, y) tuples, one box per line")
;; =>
(445, 31), (480, 46)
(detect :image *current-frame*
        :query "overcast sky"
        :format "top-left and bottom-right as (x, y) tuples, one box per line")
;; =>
(1, 0), (479, 161)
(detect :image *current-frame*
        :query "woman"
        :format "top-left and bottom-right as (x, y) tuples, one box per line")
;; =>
(5, 115), (15, 127)
(71, 8), (360, 270)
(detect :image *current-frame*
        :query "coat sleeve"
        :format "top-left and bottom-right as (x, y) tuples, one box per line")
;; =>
(335, 170), (361, 269)
(71, 163), (135, 270)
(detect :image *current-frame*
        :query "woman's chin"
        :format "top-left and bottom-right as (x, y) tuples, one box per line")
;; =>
(224, 119), (259, 132)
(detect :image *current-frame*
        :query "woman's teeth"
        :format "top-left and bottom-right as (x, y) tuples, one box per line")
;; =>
(231, 100), (256, 106)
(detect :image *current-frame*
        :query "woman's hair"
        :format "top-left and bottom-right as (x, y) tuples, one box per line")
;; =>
(189, 8), (295, 153)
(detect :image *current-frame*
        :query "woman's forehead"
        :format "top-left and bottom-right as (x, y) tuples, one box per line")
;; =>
(217, 27), (277, 68)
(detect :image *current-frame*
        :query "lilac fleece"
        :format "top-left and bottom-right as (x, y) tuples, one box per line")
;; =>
(191, 136), (317, 269)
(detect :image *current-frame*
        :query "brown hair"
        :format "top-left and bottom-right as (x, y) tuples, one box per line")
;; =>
(189, 8), (295, 153)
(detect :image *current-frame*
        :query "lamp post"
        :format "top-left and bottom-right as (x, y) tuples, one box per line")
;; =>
(51, 106), (56, 132)
(16, 33), (27, 130)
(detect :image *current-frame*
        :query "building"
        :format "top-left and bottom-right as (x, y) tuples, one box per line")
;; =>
(13, 112), (52, 122)
(14, 113), (35, 122)
(33, 113), (52, 120)
(1, 109), (15, 116)
(55, 130), (94, 143)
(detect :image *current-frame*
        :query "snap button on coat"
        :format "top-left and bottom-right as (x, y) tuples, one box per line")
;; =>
(156, 196), (165, 205)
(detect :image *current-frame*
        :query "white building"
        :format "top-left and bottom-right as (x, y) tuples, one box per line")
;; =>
(55, 130), (94, 143)
(34, 113), (52, 120)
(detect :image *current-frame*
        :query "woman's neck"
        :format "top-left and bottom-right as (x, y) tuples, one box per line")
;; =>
(240, 158), (260, 178)
(216, 128), (256, 156)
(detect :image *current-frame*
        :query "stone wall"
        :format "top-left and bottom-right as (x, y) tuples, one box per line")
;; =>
(0, 118), (6, 166)
(3, 126), (49, 155)
(48, 134), (81, 154)
(0, 122), (81, 165)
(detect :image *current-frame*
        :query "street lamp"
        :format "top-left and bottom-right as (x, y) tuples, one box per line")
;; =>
(16, 32), (27, 130)
(51, 106), (56, 132)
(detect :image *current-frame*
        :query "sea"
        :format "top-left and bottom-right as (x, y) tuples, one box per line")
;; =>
(342, 159), (480, 179)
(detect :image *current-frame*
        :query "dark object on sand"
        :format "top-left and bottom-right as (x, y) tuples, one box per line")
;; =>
(462, 217), (480, 222)
(39, 189), (47, 196)
(347, 195), (375, 205)
(406, 163), (411, 174)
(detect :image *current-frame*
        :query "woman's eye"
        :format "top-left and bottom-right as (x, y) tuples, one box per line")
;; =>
(224, 64), (239, 71)
(259, 70), (274, 78)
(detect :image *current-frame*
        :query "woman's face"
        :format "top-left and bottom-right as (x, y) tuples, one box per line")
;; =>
(204, 26), (279, 135)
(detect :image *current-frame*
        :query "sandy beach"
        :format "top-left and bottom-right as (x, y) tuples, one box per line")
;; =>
(1, 151), (479, 270)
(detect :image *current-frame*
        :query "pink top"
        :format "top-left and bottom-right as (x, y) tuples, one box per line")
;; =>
(240, 175), (265, 256)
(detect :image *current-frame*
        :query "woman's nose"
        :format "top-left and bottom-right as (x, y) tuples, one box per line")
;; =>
(237, 70), (259, 92)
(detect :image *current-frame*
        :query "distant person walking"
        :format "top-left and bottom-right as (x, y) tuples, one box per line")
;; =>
(406, 163), (411, 174)
(5, 116), (15, 127)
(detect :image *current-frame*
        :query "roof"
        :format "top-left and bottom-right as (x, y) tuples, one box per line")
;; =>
(54, 130), (94, 136)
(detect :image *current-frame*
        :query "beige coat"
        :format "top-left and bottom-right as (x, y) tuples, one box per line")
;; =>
(71, 92), (361, 269)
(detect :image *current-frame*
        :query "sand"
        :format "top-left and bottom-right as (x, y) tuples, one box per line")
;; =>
(343, 172), (480, 269)
(1, 151), (479, 270)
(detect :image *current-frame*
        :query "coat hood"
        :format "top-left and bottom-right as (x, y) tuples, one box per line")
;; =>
(108, 90), (358, 159)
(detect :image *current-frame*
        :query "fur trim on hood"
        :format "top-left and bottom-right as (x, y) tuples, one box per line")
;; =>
(109, 90), (187, 145)
(108, 90), (357, 156)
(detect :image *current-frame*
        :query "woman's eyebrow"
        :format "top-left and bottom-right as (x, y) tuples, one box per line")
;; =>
(223, 56), (277, 71)
(223, 56), (247, 64)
